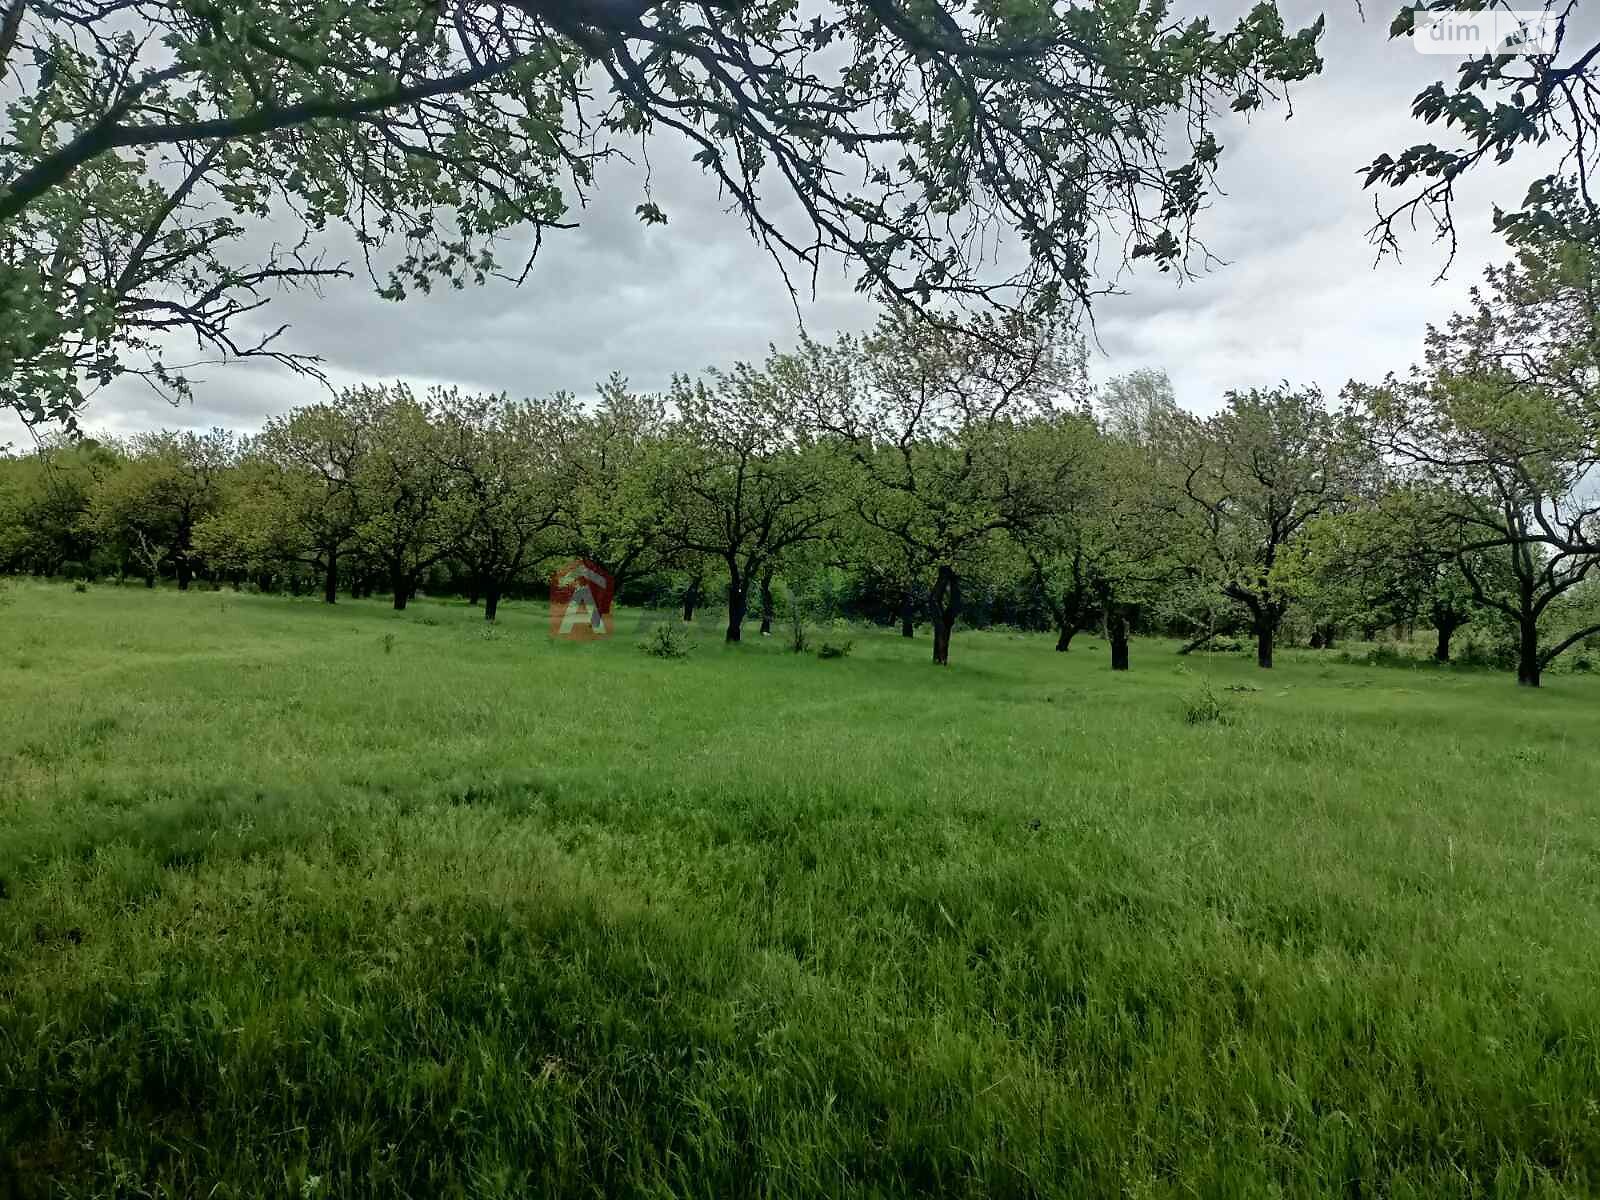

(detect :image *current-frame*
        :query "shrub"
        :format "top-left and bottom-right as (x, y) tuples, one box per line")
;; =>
(1456, 639), (1518, 671)
(1573, 656), (1593, 674)
(817, 639), (853, 660)
(637, 622), (692, 659)
(787, 596), (810, 655)
(1363, 643), (1416, 669)
(1336, 644), (1441, 670)
(72, 580), (89, 593)
(1182, 679), (1229, 726)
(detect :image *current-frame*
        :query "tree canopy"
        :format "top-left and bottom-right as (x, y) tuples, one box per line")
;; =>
(1, 0), (1323, 428)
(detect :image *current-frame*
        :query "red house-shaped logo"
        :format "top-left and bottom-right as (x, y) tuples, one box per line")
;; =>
(550, 559), (614, 640)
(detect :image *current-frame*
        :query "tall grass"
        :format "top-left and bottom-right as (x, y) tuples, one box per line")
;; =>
(2, 582), (1599, 1196)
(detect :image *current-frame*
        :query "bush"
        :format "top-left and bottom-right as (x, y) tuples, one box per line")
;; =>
(1573, 656), (1593, 674)
(787, 597), (810, 655)
(817, 639), (853, 660)
(637, 622), (692, 659)
(1335, 644), (1448, 671)
(1181, 679), (1229, 726)
(1456, 639), (1518, 671)
(72, 579), (89, 593)
(1368, 643), (1411, 668)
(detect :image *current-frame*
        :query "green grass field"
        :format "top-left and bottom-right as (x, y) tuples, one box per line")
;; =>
(3, 581), (1600, 1198)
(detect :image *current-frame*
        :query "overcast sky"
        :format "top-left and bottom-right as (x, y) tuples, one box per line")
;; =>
(2, 1), (1563, 446)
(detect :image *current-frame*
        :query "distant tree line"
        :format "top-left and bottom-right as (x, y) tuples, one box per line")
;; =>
(5, 244), (1600, 686)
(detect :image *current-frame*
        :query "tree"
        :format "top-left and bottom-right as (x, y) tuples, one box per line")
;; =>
(1356, 245), (1600, 686)
(0, 434), (119, 575)
(1099, 368), (1180, 450)
(1282, 487), (1493, 656)
(1360, 376), (1600, 688)
(1073, 372), (1195, 670)
(999, 411), (1101, 652)
(434, 388), (563, 621)
(346, 384), (458, 610)
(2, 0), (1322, 429)
(250, 399), (370, 603)
(88, 428), (234, 588)
(1173, 385), (1368, 669)
(815, 307), (1085, 665)
(191, 445), (306, 591)
(660, 359), (838, 643)
(547, 375), (668, 594)
(1004, 367), (1186, 660)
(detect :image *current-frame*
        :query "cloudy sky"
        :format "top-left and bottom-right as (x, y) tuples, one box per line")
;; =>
(2, 2), (1565, 445)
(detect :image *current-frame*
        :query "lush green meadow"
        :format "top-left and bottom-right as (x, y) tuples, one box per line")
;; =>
(3, 581), (1600, 1197)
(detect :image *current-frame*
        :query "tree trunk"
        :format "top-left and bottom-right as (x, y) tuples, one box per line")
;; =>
(143, 572), (155, 589)
(1255, 618), (1275, 669)
(323, 546), (338, 605)
(759, 570), (775, 636)
(391, 568), (409, 611)
(1517, 618), (1541, 687)
(1434, 621), (1458, 663)
(176, 559), (192, 591)
(928, 566), (960, 666)
(1316, 623), (1336, 650)
(725, 567), (746, 643)
(467, 576), (480, 606)
(1106, 605), (1130, 671)
(483, 585), (500, 622)
(899, 588), (916, 637)
(1051, 574), (1092, 654)
(681, 574), (701, 623)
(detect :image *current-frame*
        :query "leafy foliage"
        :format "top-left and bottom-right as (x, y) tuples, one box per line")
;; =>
(1353, 243), (1600, 684)
(1365, 2), (1600, 264)
(1, 0), (1323, 428)
(636, 619), (692, 658)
